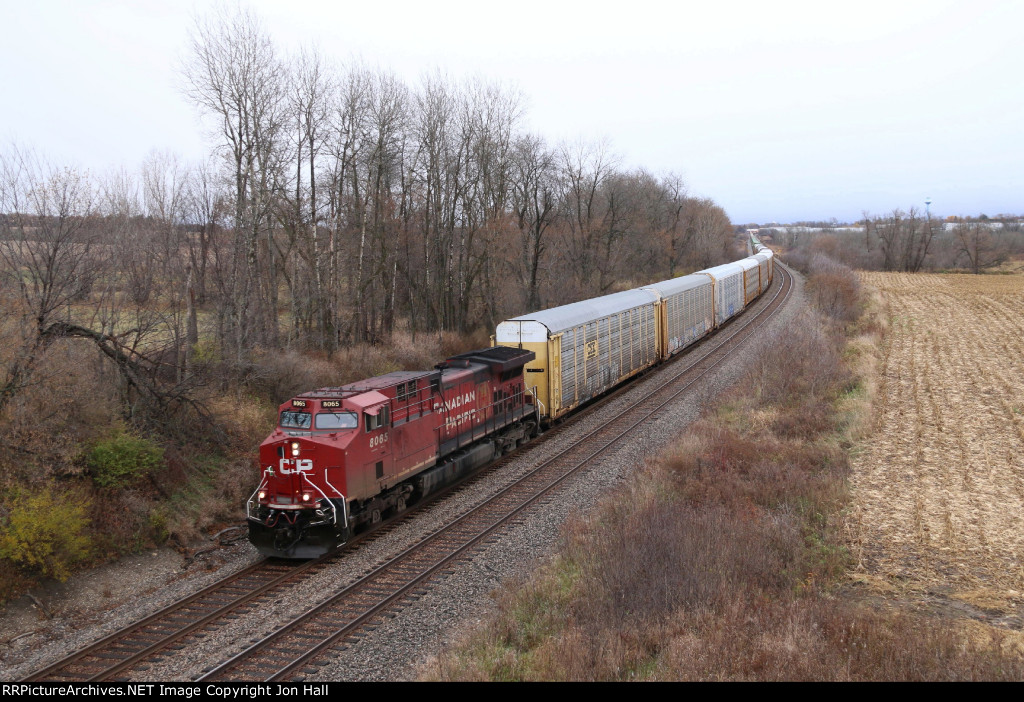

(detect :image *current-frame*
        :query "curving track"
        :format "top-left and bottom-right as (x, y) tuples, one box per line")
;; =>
(23, 264), (793, 683)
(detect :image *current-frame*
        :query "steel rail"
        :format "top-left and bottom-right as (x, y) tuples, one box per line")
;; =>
(199, 265), (793, 682)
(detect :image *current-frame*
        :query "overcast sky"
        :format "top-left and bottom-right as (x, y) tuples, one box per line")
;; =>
(3, 0), (1021, 224)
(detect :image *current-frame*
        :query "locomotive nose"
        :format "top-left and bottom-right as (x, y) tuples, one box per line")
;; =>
(258, 438), (314, 505)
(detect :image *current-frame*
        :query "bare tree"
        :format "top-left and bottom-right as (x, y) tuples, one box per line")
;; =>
(954, 219), (1009, 274)
(324, 63), (372, 343)
(558, 138), (618, 295)
(410, 71), (461, 331)
(683, 197), (734, 270)
(361, 70), (409, 339)
(456, 78), (522, 329)
(511, 133), (557, 309)
(182, 4), (287, 355)
(139, 151), (197, 382)
(182, 155), (226, 307)
(876, 207), (934, 272)
(659, 172), (688, 278)
(0, 147), (215, 426)
(0, 147), (99, 412)
(281, 47), (335, 351)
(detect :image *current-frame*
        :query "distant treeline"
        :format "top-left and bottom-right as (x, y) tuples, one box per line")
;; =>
(752, 209), (1024, 274)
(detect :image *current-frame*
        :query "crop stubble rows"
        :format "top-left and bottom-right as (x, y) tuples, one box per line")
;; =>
(851, 272), (1024, 608)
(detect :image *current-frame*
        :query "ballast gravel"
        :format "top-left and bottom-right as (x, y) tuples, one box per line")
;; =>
(0, 267), (804, 682)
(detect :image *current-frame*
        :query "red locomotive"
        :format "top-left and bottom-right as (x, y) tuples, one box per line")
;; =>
(247, 346), (538, 558)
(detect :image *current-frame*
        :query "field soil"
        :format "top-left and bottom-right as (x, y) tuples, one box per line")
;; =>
(849, 272), (1024, 627)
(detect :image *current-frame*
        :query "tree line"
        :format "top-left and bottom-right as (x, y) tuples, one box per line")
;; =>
(178, 6), (734, 355)
(764, 208), (1022, 274)
(0, 6), (736, 423)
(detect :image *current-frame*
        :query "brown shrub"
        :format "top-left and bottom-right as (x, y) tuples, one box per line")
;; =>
(234, 348), (338, 406)
(806, 263), (863, 324)
(206, 395), (276, 451)
(87, 486), (158, 557)
(0, 341), (120, 487)
(234, 328), (494, 408)
(771, 397), (835, 439)
(652, 595), (1024, 681)
(746, 312), (848, 407)
(151, 445), (191, 497)
(808, 233), (842, 260)
(562, 497), (799, 632)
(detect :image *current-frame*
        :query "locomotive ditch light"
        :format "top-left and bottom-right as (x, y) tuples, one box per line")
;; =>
(302, 493), (310, 502)
(291, 441), (300, 457)
(258, 491), (266, 500)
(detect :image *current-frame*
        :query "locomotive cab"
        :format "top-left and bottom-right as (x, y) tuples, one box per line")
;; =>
(247, 396), (362, 558)
(247, 378), (435, 558)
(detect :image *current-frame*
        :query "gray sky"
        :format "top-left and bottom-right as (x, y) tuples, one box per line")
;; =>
(3, 0), (1021, 224)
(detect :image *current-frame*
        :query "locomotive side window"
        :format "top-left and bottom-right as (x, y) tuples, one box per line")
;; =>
(280, 411), (311, 429)
(315, 411), (358, 430)
(365, 405), (391, 431)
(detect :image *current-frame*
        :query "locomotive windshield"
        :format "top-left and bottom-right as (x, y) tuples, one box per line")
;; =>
(279, 410), (312, 429)
(315, 411), (359, 430)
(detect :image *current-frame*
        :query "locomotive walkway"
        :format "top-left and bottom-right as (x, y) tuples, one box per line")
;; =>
(22, 265), (792, 683)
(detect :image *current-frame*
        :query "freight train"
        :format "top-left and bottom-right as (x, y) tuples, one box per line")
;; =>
(247, 238), (774, 558)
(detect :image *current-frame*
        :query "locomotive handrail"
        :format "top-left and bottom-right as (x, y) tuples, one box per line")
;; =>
(320, 470), (348, 529)
(435, 387), (533, 449)
(528, 385), (546, 415)
(299, 473), (340, 527)
(245, 479), (269, 522)
(245, 473), (341, 529)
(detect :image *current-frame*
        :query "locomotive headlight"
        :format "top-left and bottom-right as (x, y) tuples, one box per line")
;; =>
(291, 441), (300, 457)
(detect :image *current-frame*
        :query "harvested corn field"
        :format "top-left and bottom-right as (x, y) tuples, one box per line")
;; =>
(850, 272), (1024, 616)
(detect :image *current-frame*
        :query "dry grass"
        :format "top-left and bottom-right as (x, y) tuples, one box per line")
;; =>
(234, 328), (490, 406)
(849, 272), (1024, 613)
(423, 265), (1024, 681)
(0, 343), (120, 487)
(427, 396), (1024, 680)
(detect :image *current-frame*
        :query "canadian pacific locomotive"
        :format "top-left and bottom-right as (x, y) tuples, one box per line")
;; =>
(247, 237), (773, 558)
(247, 347), (539, 557)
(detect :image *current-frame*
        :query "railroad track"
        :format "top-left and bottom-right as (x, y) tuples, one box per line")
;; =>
(18, 515), (423, 682)
(199, 264), (794, 682)
(22, 264), (792, 683)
